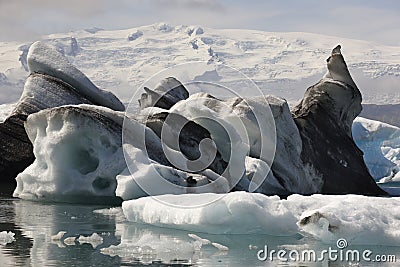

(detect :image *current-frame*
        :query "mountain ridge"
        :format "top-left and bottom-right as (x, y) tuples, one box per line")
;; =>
(1, 22), (399, 105)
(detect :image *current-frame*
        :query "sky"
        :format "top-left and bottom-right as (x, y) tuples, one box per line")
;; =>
(0, 0), (399, 45)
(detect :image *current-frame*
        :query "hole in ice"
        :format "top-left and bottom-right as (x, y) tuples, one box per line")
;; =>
(92, 177), (111, 191)
(69, 149), (99, 175)
(49, 114), (64, 131)
(99, 135), (111, 148)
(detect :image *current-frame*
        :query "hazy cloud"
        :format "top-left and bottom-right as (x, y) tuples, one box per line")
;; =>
(0, 0), (399, 45)
(152, 0), (225, 11)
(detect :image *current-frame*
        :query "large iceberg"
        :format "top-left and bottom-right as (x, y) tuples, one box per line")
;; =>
(0, 42), (124, 188)
(13, 105), (126, 203)
(10, 44), (390, 201)
(292, 45), (385, 195)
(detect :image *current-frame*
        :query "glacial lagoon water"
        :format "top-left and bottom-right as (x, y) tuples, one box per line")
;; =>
(1, 195), (400, 267)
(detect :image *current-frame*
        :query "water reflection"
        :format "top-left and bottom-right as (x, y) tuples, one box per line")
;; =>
(0, 197), (399, 267)
(1, 198), (120, 266)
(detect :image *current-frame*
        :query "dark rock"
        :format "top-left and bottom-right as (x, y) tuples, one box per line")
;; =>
(292, 45), (387, 196)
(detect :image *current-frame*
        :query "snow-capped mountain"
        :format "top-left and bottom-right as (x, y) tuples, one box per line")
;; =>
(1, 22), (400, 106)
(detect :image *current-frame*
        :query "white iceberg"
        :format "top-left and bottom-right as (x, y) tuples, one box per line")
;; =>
(122, 192), (298, 236)
(353, 117), (400, 182)
(13, 104), (126, 203)
(116, 144), (230, 201)
(122, 191), (400, 246)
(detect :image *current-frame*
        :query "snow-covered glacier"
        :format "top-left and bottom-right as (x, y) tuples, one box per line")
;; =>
(1, 23), (400, 106)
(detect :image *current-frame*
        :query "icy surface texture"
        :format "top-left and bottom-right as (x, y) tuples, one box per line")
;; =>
(13, 105), (126, 203)
(353, 117), (400, 182)
(292, 45), (385, 195)
(122, 191), (400, 246)
(27, 41), (125, 111)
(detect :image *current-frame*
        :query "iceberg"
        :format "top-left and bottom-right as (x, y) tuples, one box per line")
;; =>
(27, 41), (124, 111)
(122, 191), (400, 246)
(353, 117), (400, 180)
(292, 45), (386, 195)
(0, 41), (124, 189)
(10, 44), (389, 202)
(13, 105), (126, 203)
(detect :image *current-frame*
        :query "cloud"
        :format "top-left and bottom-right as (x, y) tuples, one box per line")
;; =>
(0, 0), (399, 45)
(151, 0), (225, 11)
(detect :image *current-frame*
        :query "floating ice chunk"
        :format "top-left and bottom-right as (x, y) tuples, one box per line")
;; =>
(0, 231), (15, 245)
(51, 231), (66, 241)
(63, 237), (76, 246)
(248, 244), (258, 250)
(27, 41), (125, 111)
(93, 207), (123, 216)
(122, 192), (400, 246)
(78, 233), (103, 248)
(188, 233), (211, 245)
(211, 242), (229, 251)
(101, 231), (198, 263)
(122, 192), (298, 235)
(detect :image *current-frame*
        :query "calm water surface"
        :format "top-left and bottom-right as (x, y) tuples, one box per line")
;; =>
(0, 196), (399, 267)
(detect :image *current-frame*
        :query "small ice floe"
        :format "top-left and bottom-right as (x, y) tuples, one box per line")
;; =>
(211, 242), (229, 251)
(100, 244), (156, 258)
(0, 231), (15, 245)
(51, 231), (67, 241)
(188, 233), (228, 251)
(63, 236), (77, 246)
(78, 233), (103, 248)
(248, 244), (258, 250)
(93, 207), (122, 216)
(188, 233), (211, 245)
